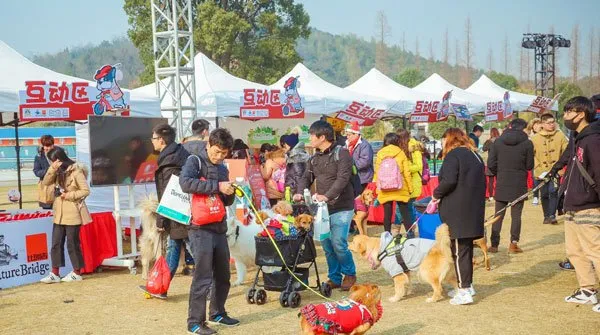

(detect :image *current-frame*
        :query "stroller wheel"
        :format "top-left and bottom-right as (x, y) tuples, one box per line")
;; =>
(255, 289), (267, 305)
(279, 291), (290, 307)
(320, 282), (332, 298)
(246, 288), (256, 304)
(287, 291), (301, 308)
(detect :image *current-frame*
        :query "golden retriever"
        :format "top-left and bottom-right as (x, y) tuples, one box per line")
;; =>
(353, 188), (375, 235)
(299, 284), (382, 335)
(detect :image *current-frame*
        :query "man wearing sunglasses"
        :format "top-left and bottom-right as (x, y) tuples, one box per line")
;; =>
(531, 113), (568, 224)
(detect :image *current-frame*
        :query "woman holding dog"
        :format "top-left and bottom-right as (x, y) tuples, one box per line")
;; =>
(432, 128), (486, 305)
(373, 133), (413, 234)
(39, 147), (91, 284)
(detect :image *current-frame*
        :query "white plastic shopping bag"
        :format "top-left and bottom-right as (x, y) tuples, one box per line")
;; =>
(156, 175), (191, 225)
(313, 202), (331, 241)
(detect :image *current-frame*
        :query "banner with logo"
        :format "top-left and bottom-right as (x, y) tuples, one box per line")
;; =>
(240, 76), (305, 120)
(527, 94), (560, 115)
(452, 104), (473, 121)
(156, 175), (191, 225)
(485, 91), (514, 122)
(409, 91), (453, 123)
(335, 101), (386, 126)
(0, 211), (72, 289)
(18, 64), (130, 121)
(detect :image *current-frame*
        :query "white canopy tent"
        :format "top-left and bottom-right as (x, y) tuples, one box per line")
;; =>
(270, 63), (396, 116)
(134, 52), (268, 120)
(345, 68), (439, 115)
(414, 73), (491, 113)
(0, 40), (162, 213)
(466, 74), (557, 111)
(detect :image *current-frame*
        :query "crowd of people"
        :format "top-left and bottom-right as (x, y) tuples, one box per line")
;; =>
(31, 95), (600, 333)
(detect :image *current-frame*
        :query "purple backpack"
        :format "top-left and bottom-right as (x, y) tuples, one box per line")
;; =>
(420, 156), (431, 185)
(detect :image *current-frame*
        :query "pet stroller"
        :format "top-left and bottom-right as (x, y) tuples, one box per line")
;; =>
(246, 204), (332, 308)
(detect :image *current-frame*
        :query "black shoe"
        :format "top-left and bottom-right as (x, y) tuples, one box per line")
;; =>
(543, 217), (552, 224)
(188, 323), (217, 335)
(183, 265), (195, 276)
(208, 313), (240, 327)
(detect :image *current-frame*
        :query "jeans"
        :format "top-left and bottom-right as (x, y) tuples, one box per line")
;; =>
(166, 238), (194, 279)
(187, 229), (230, 327)
(540, 180), (558, 218)
(532, 177), (540, 198)
(321, 210), (356, 285)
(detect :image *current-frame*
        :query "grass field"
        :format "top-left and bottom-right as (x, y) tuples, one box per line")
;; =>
(1, 200), (599, 334)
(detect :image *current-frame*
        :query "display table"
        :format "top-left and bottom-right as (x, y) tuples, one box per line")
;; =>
(0, 210), (73, 289)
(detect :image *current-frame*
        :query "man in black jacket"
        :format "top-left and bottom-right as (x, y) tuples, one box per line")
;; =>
(179, 128), (238, 334)
(487, 118), (534, 254)
(151, 124), (194, 280)
(557, 97), (600, 311)
(294, 121), (357, 291)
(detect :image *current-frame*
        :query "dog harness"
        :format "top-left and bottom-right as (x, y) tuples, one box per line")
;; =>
(299, 298), (383, 334)
(377, 232), (435, 278)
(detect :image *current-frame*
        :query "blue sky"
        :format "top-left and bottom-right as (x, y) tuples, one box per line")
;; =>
(1, 0), (598, 77)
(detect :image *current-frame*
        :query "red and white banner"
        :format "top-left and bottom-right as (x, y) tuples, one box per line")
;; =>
(18, 80), (130, 121)
(527, 94), (560, 115)
(240, 76), (305, 120)
(409, 91), (452, 123)
(335, 101), (386, 126)
(485, 92), (514, 122)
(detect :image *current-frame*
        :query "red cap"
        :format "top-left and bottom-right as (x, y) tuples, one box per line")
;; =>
(94, 65), (113, 80)
(345, 121), (361, 134)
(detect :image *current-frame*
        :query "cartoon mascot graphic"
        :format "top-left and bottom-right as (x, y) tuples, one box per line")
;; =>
(93, 64), (126, 115)
(502, 91), (513, 119)
(437, 90), (452, 121)
(282, 76), (304, 117)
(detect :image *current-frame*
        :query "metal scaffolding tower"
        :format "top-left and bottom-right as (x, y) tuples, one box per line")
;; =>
(150, 0), (197, 141)
(522, 33), (570, 98)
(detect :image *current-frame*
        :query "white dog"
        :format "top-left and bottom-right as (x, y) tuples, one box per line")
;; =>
(138, 195), (166, 280)
(226, 207), (264, 286)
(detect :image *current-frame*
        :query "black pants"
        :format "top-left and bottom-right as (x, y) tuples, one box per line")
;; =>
(540, 181), (558, 219)
(451, 238), (474, 289)
(383, 201), (411, 233)
(187, 229), (231, 327)
(491, 200), (524, 247)
(51, 224), (84, 270)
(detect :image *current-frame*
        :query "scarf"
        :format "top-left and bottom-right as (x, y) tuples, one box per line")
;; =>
(347, 136), (360, 156)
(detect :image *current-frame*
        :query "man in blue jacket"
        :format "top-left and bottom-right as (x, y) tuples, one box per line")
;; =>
(344, 122), (374, 193)
(179, 128), (238, 334)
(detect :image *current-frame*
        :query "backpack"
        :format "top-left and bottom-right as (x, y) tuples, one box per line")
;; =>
(332, 146), (362, 198)
(377, 155), (403, 191)
(419, 155), (431, 185)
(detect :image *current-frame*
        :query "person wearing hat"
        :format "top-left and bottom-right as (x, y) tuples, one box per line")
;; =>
(345, 122), (374, 194)
(283, 132), (311, 195)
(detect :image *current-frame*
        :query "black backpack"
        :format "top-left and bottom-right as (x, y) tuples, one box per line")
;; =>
(333, 146), (362, 198)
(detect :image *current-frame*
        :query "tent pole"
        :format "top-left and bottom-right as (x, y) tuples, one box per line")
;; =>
(14, 112), (22, 209)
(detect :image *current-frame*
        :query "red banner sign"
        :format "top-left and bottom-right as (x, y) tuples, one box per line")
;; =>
(409, 91), (452, 123)
(18, 80), (130, 121)
(335, 101), (386, 126)
(240, 76), (305, 120)
(527, 95), (558, 114)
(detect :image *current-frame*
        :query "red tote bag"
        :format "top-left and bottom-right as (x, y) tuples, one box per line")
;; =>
(189, 155), (227, 226)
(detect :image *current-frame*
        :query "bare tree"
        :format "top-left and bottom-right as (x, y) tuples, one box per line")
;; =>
(589, 28), (595, 93)
(442, 28), (450, 78)
(429, 38), (435, 73)
(456, 39), (463, 85)
(415, 36), (420, 70)
(488, 48), (493, 72)
(504, 34), (510, 74)
(345, 45), (362, 83)
(402, 31), (406, 52)
(464, 17), (474, 84)
(571, 24), (580, 83)
(375, 11), (391, 74)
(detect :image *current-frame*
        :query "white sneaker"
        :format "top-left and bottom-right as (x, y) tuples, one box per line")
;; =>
(40, 272), (61, 284)
(448, 285), (476, 298)
(532, 197), (539, 205)
(61, 271), (83, 282)
(564, 288), (598, 305)
(593, 304), (600, 313)
(449, 288), (474, 305)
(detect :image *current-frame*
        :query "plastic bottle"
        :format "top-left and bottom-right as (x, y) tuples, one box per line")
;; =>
(260, 189), (270, 210)
(285, 186), (292, 203)
(303, 188), (312, 205)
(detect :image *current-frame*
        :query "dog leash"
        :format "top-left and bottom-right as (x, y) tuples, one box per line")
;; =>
(232, 184), (335, 302)
(484, 177), (550, 224)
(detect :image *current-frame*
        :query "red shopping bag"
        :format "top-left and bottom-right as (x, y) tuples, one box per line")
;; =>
(146, 256), (171, 295)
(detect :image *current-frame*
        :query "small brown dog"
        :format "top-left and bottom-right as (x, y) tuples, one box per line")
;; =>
(353, 188), (375, 235)
(271, 200), (293, 217)
(294, 213), (314, 232)
(299, 283), (383, 335)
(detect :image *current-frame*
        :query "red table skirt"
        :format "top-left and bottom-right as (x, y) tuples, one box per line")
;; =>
(80, 212), (117, 274)
(367, 172), (534, 224)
